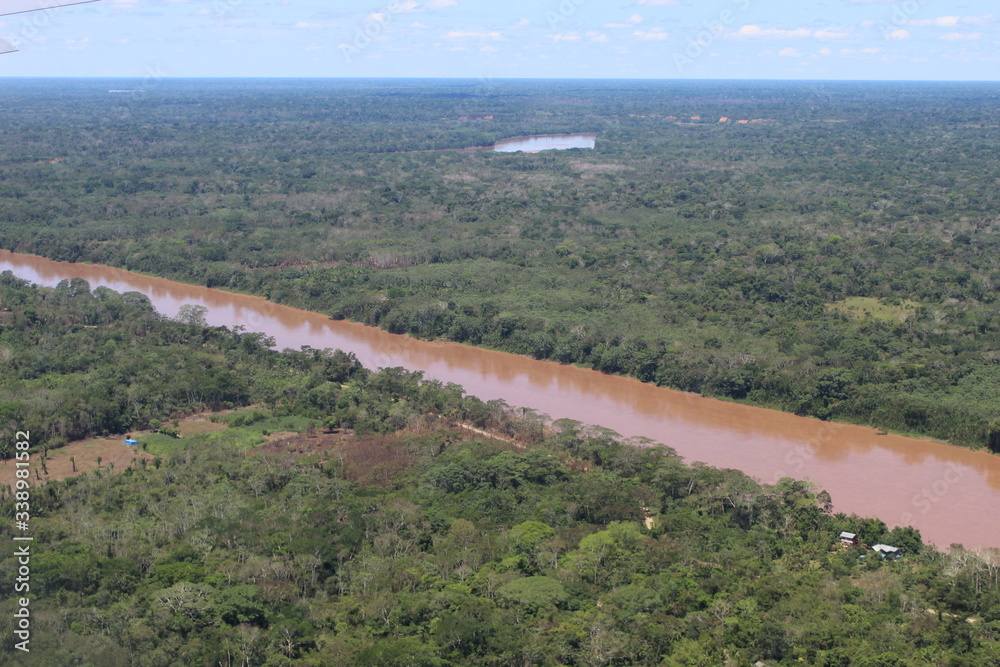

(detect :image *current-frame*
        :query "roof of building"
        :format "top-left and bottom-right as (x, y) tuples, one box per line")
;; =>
(840, 532), (857, 539)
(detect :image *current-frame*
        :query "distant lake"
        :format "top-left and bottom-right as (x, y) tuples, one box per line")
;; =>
(492, 133), (597, 153)
(399, 133), (599, 155)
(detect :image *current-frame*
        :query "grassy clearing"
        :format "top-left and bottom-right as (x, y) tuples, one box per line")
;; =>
(5, 436), (152, 486)
(13, 409), (316, 484)
(175, 417), (229, 438)
(209, 408), (315, 435)
(135, 432), (190, 457)
(827, 297), (919, 321)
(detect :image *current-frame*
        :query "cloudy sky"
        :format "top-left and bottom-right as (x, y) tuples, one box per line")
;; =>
(0, 0), (997, 80)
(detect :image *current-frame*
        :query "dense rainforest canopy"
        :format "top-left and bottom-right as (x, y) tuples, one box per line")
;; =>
(0, 79), (999, 449)
(1, 278), (998, 666)
(1, 79), (998, 449)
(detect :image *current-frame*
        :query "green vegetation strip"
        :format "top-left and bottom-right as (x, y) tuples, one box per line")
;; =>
(2, 80), (997, 449)
(0, 273), (998, 665)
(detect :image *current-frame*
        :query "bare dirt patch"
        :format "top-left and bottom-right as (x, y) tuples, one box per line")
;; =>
(256, 429), (355, 457)
(262, 431), (298, 443)
(455, 423), (524, 449)
(5, 437), (154, 487)
(3, 409), (247, 487)
(255, 429), (421, 487)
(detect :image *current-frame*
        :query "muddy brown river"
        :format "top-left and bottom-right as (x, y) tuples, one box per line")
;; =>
(2, 250), (997, 550)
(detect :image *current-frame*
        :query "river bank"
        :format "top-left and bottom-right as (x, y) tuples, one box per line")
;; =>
(2, 249), (998, 549)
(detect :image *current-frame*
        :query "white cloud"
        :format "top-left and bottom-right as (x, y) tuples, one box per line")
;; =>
(860, 48), (880, 54)
(961, 15), (997, 26)
(605, 16), (646, 29)
(423, 0), (458, 8)
(903, 15), (996, 29)
(736, 25), (812, 39)
(389, 1), (419, 13)
(633, 29), (668, 41)
(778, 47), (801, 57)
(637, 0), (681, 5)
(814, 28), (849, 40)
(445, 30), (502, 40)
(294, 21), (322, 29)
(586, 31), (609, 43)
(886, 29), (910, 40)
(904, 16), (960, 27)
(941, 32), (981, 40)
(818, 47), (832, 55)
(550, 33), (581, 42)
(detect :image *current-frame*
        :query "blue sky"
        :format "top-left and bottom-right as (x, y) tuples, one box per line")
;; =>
(0, 0), (997, 80)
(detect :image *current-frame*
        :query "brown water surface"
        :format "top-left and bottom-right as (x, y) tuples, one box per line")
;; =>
(492, 133), (597, 152)
(2, 250), (998, 549)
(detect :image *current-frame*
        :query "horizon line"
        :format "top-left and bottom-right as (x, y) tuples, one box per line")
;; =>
(1, 75), (999, 84)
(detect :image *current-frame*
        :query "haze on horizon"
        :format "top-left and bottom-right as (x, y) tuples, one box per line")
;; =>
(0, 0), (996, 82)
